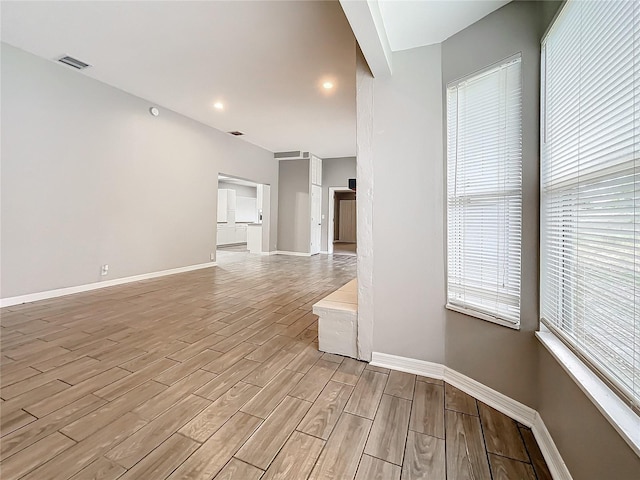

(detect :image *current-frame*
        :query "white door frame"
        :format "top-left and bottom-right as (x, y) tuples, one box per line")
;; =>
(327, 186), (352, 254)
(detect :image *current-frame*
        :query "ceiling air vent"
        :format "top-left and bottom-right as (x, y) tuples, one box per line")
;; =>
(228, 131), (245, 136)
(58, 55), (91, 70)
(274, 151), (310, 160)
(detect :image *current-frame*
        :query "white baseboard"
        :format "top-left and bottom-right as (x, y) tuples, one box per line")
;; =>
(370, 352), (573, 480)
(531, 411), (572, 480)
(371, 352), (446, 379)
(1, 262), (217, 308)
(275, 251), (312, 257)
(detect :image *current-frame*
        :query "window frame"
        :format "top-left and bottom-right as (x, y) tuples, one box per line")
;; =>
(445, 53), (524, 330)
(538, 0), (640, 455)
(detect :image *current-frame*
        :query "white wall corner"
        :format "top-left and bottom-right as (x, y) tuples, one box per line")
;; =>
(340, 0), (393, 78)
(355, 49), (375, 362)
(371, 351), (574, 480)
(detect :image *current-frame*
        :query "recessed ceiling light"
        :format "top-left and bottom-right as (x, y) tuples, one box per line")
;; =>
(214, 102), (224, 110)
(322, 81), (334, 90)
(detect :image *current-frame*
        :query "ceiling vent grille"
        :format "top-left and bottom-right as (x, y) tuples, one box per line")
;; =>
(274, 151), (310, 160)
(228, 131), (245, 136)
(58, 55), (91, 70)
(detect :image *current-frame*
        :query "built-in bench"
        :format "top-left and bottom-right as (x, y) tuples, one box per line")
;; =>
(312, 279), (358, 358)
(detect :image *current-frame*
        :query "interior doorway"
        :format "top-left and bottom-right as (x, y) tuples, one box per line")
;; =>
(328, 186), (356, 256)
(216, 174), (270, 262)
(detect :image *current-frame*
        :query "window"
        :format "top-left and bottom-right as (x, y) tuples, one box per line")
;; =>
(446, 55), (523, 328)
(541, 0), (639, 406)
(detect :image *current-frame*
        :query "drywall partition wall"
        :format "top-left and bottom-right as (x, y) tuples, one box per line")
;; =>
(370, 44), (446, 363)
(355, 48), (374, 361)
(0, 44), (278, 299)
(321, 156), (356, 251)
(441, 0), (541, 409)
(537, 347), (640, 479)
(277, 159), (310, 253)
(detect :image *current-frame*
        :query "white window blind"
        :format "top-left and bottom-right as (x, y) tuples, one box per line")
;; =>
(541, 0), (640, 406)
(446, 55), (523, 327)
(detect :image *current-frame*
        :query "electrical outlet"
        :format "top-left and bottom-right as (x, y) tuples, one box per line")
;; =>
(101, 264), (109, 276)
(210, 253), (215, 261)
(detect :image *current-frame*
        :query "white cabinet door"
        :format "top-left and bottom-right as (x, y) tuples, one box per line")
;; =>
(227, 190), (237, 211)
(235, 225), (247, 243)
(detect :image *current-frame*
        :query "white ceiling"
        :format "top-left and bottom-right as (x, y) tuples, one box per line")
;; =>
(378, 0), (510, 51)
(0, 1), (357, 158)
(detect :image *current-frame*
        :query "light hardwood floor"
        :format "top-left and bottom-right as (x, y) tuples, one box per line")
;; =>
(1, 252), (551, 480)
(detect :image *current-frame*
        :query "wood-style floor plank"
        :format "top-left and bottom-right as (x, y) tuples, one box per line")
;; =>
(478, 402), (528, 461)
(2, 394), (106, 459)
(242, 349), (298, 387)
(67, 457), (126, 480)
(445, 410), (491, 480)
(444, 384), (478, 416)
(343, 369), (388, 419)
(166, 412), (262, 480)
(1, 432), (75, 480)
(401, 431), (446, 480)
(132, 369), (215, 421)
(213, 458), (264, 480)
(331, 358), (366, 385)
(60, 381), (166, 441)
(297, 380), (354, 440)
(489, 454), (536, 480)
(409, 380), (445, 439)
(235, 395), (311, 469)
(384, 370), (416, 400)
(105, 394), (210, 468)
(179, 381), (260, 442)
(117, 433), (200, 480)
(262, 431), (325, 480)
(519, 425), (553, 480)
(290, 359), (340, 402)
(240, 369), (304, 419)
(364, 394), (412, 466)
(0, 408), (37, 437)
(355, 454), (401, 480)
(0, 254), (551, 480)
(20, 412), (147, 480)
(308, 412), (372, 480)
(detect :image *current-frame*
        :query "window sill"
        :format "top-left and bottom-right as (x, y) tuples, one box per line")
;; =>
(445, 304), (520, 330)
(536, 328), (640, 458)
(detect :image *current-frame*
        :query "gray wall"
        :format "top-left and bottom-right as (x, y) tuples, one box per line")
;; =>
(1, 44), (278, 298)
(442, 0), (542, 409)
(321, 156), (356, 251)
(277, 159), (310, 253)
(537, 346), (640, 479)
(217, 181), (257, 199)
(370, 44), (446, 363)
(357, 1), (640, 477)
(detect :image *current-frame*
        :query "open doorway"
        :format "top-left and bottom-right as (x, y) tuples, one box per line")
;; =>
(328, 186), (356, 256)
(217, 174), (270, 262)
